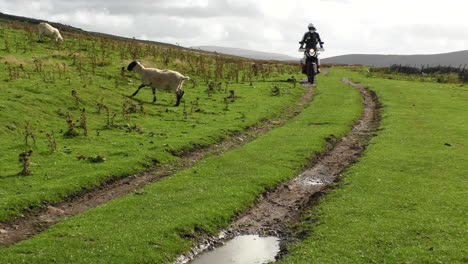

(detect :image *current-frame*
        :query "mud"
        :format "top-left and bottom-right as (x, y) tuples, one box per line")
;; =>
(230, 78), (379, 236)
(175, 78), (380, 263)
(0, 82), (315, 246)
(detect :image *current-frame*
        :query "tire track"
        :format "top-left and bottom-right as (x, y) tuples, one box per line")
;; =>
(176, 78), (380, 263)
(0, 81), (315, 246)
(230, 78), (379, 236)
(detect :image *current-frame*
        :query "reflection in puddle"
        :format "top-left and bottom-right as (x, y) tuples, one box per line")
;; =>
(302, 177), (329, 186)
(190, 235), (279, 264)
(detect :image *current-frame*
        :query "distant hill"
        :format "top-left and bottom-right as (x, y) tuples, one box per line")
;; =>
(322, 50), (468, 68)
(192, 46), (299, 61)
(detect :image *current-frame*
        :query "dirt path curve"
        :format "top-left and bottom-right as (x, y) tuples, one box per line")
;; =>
(229, 78), (380, 236)
(175, 78), (380, 263)
(0, 81), (314, 246)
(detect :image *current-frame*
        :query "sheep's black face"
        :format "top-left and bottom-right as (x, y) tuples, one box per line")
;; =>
(127, 61), (138, 71)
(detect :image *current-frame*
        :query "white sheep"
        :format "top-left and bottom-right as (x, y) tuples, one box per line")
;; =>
(37, 22), (63, 43)
(127, 61), (190, 106)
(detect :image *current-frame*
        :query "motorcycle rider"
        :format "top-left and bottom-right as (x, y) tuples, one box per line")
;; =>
(299, 23), (324, 51)
(299, 23), (324, 76)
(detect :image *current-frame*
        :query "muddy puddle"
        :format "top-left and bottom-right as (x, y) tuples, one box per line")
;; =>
(189, 235), (279, 264)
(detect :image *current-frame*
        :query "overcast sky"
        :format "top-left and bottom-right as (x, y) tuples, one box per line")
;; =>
(1, 0), (467, 58)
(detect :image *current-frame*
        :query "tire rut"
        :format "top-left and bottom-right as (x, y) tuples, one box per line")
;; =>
(175, 78), (380, 263)
(0, 81), (314, 246)
(230, 78), (379, 236)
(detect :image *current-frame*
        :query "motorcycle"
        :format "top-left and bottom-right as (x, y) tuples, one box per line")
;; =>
(299, 46), (324, 84)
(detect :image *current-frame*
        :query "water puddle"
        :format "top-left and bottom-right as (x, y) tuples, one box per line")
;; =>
(301, 177), (330, 186)
(189, 235), (280, 264)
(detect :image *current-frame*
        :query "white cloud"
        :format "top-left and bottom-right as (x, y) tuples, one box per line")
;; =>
(0, 0), (467, 58)
(263, 28), (284, 41)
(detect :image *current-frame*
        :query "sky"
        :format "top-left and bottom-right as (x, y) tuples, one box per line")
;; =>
(1, 0), (467, 59)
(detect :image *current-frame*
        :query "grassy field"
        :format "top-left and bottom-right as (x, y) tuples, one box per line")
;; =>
(0, 22), (302, 221)
(0, 68), (362, 263)
(2, 18), (466, 264)
(280, 69), (468, 264)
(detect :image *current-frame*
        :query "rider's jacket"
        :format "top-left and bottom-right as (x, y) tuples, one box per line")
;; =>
(299, 31), (323, 50)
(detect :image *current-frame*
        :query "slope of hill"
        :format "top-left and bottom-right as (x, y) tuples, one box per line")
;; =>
(0, 12), (180, 48)
(192, 45), (299, 61)
(1, 12), (299, 63)
(322, 50), (468, 68)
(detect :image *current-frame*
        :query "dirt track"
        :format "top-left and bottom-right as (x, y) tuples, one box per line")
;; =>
(175, 78), (380, 263)
(1, 77), (379, 262)
(0, 81), (314, 246)
(230, 78), (379, 236)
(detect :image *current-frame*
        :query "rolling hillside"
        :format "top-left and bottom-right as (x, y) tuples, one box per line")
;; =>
(192, 45), (299, 61)
(322, 50), (468, 68)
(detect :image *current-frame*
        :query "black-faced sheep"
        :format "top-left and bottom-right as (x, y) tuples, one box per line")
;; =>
(37, 22), (63, 43)
(127, 61), (189, 106)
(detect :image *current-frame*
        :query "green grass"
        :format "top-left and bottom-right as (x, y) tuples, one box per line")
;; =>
(0, 23), (302, 221)
(0, 69), (363, 263)
(280, 69), (468, 264)
(363, 66), (464, 84)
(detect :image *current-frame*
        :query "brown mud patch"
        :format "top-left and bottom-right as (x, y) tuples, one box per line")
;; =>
(176, 78), (380, 263)
(0, 81), (315, 246)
